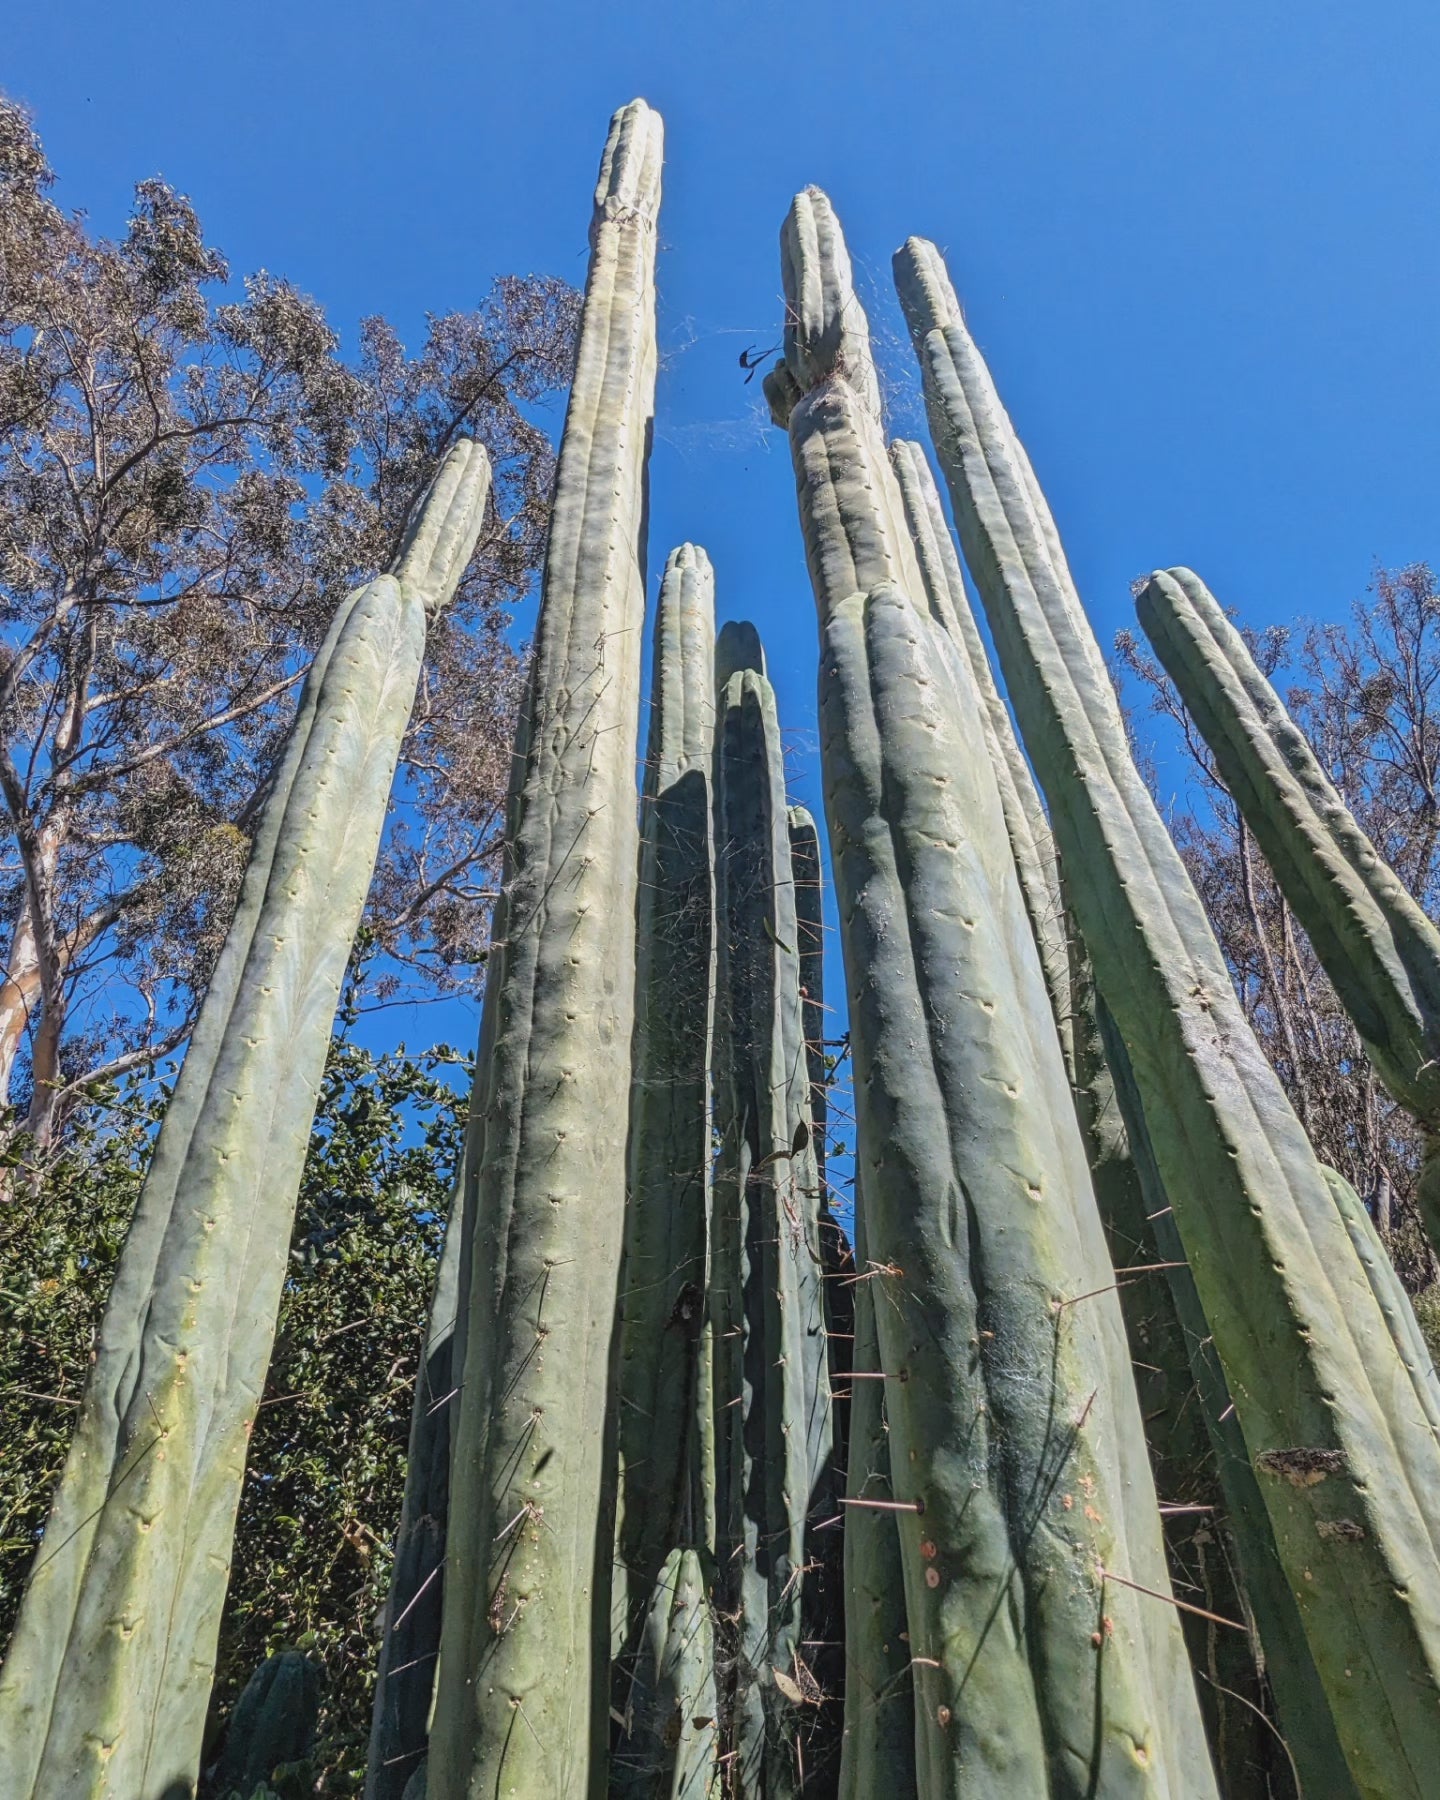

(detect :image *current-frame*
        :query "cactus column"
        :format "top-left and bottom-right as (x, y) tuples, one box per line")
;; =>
(772, 188), (1211, 1799)
(1136, 565), (1440, 1245)
(428, 100), (662, 1800)
(896, 232), (1440, 1798)
(0, 442), (491, 1800)
(710, 630), (828, 1797)
(614, 543), (717, 1644)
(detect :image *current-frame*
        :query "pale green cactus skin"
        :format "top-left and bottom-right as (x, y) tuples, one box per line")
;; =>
(889, 437), (1309, 1793)
(367, 1161), (468, 1800)
(612, 1550), (722, 1799)
(0, 442), (490, 1800)
(616, 544), (717, 1639)
(837, 1190), (916, 1800)
(428, 100), (662, 1800)
(1137, 565), (1440, 1243)
(896, 231), (1440, 1798)
(710, 641), (828, 1797)
(888, 437), (1073, 1071)
(773, 189), (1210, 1799)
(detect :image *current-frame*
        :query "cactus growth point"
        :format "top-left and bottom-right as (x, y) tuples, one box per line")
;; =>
(0, 441), (490, 1800)
(776, 188), (1211, 1797)
(1137, 565), (1440, 1244)
(896, 230), (1440, 1797)
(612, 1550), (722, 1799)
(428, 99), (662, 1800)
(214, 1651), (323, 1800)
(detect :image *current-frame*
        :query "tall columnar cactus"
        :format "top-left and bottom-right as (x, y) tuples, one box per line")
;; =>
(771, 188), (1211, 1798)
(1137, 565), (1440, 1242)
(896, 231), (1440, 1797)
(887, 436), (1294, 1791)
(0, 441), (491, 1800)
(710, 636), (829, 1796)
(616, 543), (717, 1636)
(428, 100), (662, 1800)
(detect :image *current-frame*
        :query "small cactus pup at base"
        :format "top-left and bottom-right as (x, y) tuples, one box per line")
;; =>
(709, 629), (829, 1797)
(427, 99), (662, 1800)
(611, 1550), (722, 1799)
(213, 1651), (324, 1800)
(615, 543), (718, 1647)
(772, 187), (1211, 1798)
(895, 229), (1440, 1798)
(0, 441), (491, 1800)
(1136, 564), (1440, 1248)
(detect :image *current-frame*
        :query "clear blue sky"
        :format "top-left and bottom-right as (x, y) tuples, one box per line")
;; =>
(12, 0), (1440, 1056)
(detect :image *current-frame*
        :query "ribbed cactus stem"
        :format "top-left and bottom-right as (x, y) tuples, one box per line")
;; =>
(429, 100), (662, 1799)
(1137, 565), (1440, 1243)
(214, 1651), (323, 1800)
(836, 1191), (915, 1800)
(616, 543), (717, 1640)
(612, 1550), (722, 1799)
(0, 441), (490, 1800)
(366, 1158), (468, 1800)
(888, 438), (1073, 1070)
(710, 638), (827, 1797)
(777, 188), (1210, 1797)
(896, 231), (1440, 1797)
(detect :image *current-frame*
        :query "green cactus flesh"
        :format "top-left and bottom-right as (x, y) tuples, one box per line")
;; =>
(612, 1549), (722, 1799)
(710, 641), (829, 1797)
(616, 544), (717, 1641)
(895, 231), (1440, 1798)
(214, 1651), (323, 1800)
(774, 187), (1211, 1799)
(367, 1160), (468, 1800)
(0, 442), (490, 1800)
(427, 100), (662, 1800)
(1137, 565), (1440, 1243)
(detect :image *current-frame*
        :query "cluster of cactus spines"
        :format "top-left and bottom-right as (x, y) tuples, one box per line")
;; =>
(773, 186), (1211, 1796)
(710, 636), (829, 1795)
(1136, 565), (1440, 1243)
(612, 1549), (721, 1799)
(895, 231), (1440, 1794)
(0, 439), (491, 1800)
(428, 98), (662, 1799)
(214, 1651), (323, 1800)
(616, 543), (718, 1640)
